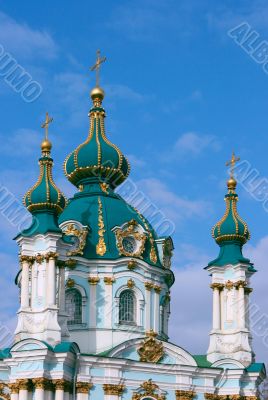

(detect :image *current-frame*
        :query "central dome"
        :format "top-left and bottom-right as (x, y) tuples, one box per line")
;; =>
(64, 88), (130, 189)
(58, 183), (160, 266)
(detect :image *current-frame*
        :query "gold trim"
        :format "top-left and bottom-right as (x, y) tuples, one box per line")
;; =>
(45, 251), (58, 261)
(210, 283), (224, 291)
(8, 383), (19, 394)
(63, 223), (88, 256)
(32, 378), (50, 390)
(17, 379), (32, 391)
(154, 285), (161, 293)
(19, 255), (35, 264)
(35, 253), (45, 264)
(103, 384), (125, 395)
(145, 281), (154, 290)
(96, 196), (107, 256)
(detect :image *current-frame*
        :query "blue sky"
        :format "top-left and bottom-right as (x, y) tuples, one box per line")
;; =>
(1, 0), (268, 361)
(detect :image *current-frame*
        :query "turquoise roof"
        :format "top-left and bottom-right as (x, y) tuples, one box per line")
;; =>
(64, 88), (130, 189)
(209, 177), (252, 267)
(21, 140), (66, 237)
(58, 183), (164, 268)
(23, 151), (66, 216)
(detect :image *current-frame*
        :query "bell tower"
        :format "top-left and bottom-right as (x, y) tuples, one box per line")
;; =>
(206, 153), (255, 366)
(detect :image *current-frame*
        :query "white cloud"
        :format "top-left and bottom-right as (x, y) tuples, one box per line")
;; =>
(0, 11), (58, 60)
(105, 84), (144, 102)
(126, 154), (146, 168)
(0, 129), (41, 156)
(126, 177), (211, 231)
(173, 132), (221, 157)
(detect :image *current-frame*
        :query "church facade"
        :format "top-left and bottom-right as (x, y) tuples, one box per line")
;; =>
(0, 57), (265, 400)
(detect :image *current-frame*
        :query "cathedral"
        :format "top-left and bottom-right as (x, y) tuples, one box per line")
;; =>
(0, 53), (265, 400)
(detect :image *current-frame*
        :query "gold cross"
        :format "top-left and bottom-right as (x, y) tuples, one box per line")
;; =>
(90, 50), (106, 87)
(226, 151), (240, 177)
(41, 112), (53, 140)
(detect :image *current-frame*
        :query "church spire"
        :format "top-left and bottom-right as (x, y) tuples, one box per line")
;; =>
(208, 152), (251, 267)
(64, 51), (130, 190)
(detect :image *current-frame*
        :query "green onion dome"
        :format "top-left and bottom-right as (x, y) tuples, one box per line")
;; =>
(208, 175), (253, 268)
(23, 139), (66, 215)
(64, 87), (130, 189)
(212, 177), (250, 245)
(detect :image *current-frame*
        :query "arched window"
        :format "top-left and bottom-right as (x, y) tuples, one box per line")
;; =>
(119, 290), (136, 324)
(66, 289), (82, 325)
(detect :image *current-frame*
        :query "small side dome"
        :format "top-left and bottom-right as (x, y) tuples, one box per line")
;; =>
(64, 86), (130, 189)
(24, 136), (66, 215)
(212, 176), (250, 245)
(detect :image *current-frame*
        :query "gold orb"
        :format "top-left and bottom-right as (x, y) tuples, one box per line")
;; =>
(90, 86), (105, 101)
(41, 139), (52, 152)
(227, 176), (237, 190)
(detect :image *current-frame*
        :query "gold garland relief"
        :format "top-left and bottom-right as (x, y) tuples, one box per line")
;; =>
(96, 196), (107, 256)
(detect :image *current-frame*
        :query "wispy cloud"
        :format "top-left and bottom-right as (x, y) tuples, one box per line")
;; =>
(167, 132), (221, 160)
(0, 11), (58, 60)
(136, 177), (211, 223)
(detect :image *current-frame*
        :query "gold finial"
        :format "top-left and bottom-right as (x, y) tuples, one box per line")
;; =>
(41, 112), (53, 154)
(226, 151), (240, 191)
(90, 49), (106, 87)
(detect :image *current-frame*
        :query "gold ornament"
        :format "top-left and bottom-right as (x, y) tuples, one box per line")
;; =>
(100, 182), (109, 194)
(115, 219), (146, 258)
(128, 259), (137, 269)
(132, 379), (166, 400)
(137, 331), (164, 363)
(96, 197), (107, 256)
(127, 279), (135, 288)
(66, 278), (75, 288)
(63, 223), (88, 256)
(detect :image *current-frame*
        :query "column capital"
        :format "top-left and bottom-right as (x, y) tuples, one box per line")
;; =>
(52, 379), (65, 391)
(175, 390), (196, 400)
(103, 384), (125, 395)
(210, 283), (224, 291)
(32, 378), (50, 389)
(154, 285), (161, 293)
(35, 253), (45, 264)
(65, 258), (77, 268)
(19, 255), (35, 264)
(104, 276), (115, 285)
(145, 281), (154, 290)
(88, 276), (100, 285)
(45, 251), (59, 261)
(234, 280), (247, 289)
(17, 379), (32, 391)
(76, 382), (93, 393)
(8, 383), (19, 394)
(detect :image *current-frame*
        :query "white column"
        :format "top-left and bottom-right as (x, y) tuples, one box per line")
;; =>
(211, 283), (221, 330)
(9, 384), (19, 400)
(20, 257), (31, 309)
(104, 277), (114, 327)
(238, 282), (246, 329)
(54, 381), (65, 400)
(18, 380), (30, 400)
(88, 277), (99, 327)
(145, 282), (153, 331)
(153, 286), (161, 333)
(35, 388), (45, 400)
(59, 265), (66, 313)
(46, 252), (57, 306)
